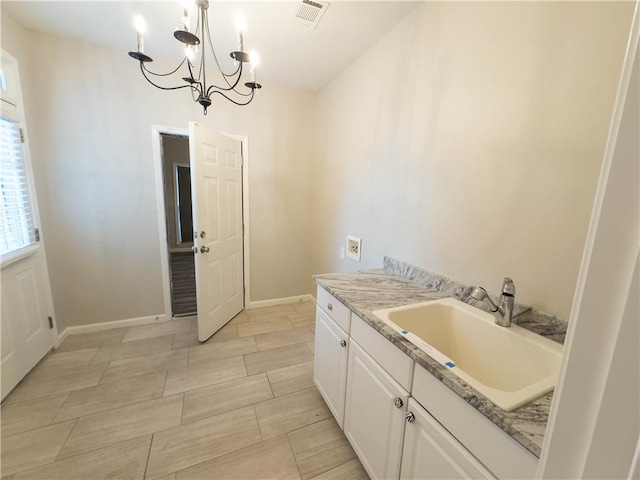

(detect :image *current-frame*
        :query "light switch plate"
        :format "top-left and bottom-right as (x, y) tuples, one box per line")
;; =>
(346, 236), (361, 261)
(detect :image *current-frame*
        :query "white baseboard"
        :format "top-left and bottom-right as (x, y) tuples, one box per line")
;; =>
(55, 294), (316, 345)
(57, 313), (169, 344)
(247, 294), (316, 309)
(57, 327), (71, 346)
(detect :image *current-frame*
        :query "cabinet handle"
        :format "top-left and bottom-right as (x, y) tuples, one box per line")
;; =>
(340, 339), (347, 348)
(405, 411), (415, 423)
(327, 303), (333, 311)
(394, 397), (403, 409)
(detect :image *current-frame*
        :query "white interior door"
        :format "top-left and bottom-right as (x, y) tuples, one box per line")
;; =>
(189, 122), (244, 341)
(1, 253), (53, 399)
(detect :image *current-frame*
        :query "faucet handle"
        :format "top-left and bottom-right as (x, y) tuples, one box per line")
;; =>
(501, 277), (515, 296)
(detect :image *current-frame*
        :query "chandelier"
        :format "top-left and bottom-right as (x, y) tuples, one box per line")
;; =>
(128, 0), (262, 115)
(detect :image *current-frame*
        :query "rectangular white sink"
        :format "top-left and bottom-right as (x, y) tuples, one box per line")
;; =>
(372, 298), (563, 411)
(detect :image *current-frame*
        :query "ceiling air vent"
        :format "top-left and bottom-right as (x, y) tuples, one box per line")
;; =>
(294, 0), (330, 29)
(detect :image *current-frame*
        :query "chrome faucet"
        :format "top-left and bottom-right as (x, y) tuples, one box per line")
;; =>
(470, 278), (516, 327)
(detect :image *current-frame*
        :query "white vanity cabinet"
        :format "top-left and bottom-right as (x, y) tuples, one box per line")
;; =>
(313, 285), (540, 480)
(344, 339), (409, 480)
(313, 287), (351, 427)
(400, 398), (494, 479)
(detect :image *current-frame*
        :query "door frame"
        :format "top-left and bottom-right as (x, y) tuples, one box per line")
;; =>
(151, 124), (250, 319)
(1, 49), (59, 350)
(537, 6), (639, 477)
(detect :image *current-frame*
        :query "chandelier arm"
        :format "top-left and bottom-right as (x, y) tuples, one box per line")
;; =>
(141, 57), (187, 77)
(139, 62), (197, 91)
(221, 62), (242, 79)
(205, 83), (254, 97)
(207, 88), (256, 106)
(204, 64), (244, 96)
(186, 60), (204, 94)
(202, 57), (253, 97)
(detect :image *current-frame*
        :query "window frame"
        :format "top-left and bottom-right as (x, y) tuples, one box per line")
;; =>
(0, 51), (42, 269)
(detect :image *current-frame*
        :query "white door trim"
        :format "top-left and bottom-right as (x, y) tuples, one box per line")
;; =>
(1, 49), (58, 349)
(151, 125), (250, 320)
(537, 4), (639, 477)
(222, 132), (251, 308)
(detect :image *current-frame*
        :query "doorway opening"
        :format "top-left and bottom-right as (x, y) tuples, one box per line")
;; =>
(160, 133), (197, 317)
(153, 124), (251, 327)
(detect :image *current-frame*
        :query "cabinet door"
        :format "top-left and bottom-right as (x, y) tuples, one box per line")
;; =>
(344, 339), (409, 480)
(314, 306), (349, 427)
(401, 398), (495, 480)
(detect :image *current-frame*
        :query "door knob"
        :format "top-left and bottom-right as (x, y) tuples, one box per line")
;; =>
(394, 397), (403, 409)
(405, 411), (415, 423)
(200, 246), (210, 253)
(340, 339), (347, 348)
(200, 231), (206, 238)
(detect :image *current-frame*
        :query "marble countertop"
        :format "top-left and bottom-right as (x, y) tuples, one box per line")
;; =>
(314, 268), (560, 458)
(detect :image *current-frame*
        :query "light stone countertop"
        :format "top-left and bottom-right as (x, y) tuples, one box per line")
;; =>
(313, 268), (562, 458)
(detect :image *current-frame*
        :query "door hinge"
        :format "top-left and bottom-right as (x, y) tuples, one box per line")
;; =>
(48, 316), (53, 329)
(19, 128), (25, 143)
(34, 227), (40, 242)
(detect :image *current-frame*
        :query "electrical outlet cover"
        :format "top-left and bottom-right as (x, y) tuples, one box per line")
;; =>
(346, 236), (361, 262)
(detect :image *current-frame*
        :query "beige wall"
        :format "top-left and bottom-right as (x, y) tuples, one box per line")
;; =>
(2, 2), (633, 328)
(2, 12), (317, 330)
(313, 2), (633, 318)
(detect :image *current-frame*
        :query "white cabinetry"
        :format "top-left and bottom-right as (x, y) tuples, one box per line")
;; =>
(344, 339), (409, 480)
(401, 398), (494, 479)
(412, 364), (538, 479)
(313, 285), (539, 480)
(314, 305), (349, 427)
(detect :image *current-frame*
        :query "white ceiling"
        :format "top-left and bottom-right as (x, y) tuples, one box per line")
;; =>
(2, 1), (419, 91)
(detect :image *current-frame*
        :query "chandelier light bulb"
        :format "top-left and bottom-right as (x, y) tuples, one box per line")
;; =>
(234, 13), (246, 33)
(182, 12), (190, 31)
(250, 51), (259, 83)
(134, 15), (146, 34)
(249, 51), (260, 71)
(185, 45), (195, 63)
(134, 15), (146, 53)
(181, 0), (193, 31)
(235, 13), (246, 52)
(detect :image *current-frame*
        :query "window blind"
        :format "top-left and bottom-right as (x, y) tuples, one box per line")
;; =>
(0, 116), (35, 256)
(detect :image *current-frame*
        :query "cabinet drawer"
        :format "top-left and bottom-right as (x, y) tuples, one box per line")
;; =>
(351, 314), (413, 391)
(412, 364), (538, 479)
(317, 286), (351, 333)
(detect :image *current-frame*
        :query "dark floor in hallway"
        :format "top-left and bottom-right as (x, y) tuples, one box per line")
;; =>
(171, 252), (197, 316)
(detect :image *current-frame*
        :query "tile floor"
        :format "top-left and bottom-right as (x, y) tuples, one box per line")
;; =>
(0, 301), (369, 480)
